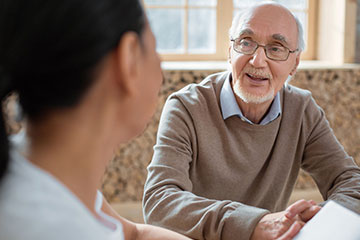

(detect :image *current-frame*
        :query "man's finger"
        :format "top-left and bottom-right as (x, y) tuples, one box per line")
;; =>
(276, 221), (303, 240)
(285, 199), (316, 219)
(298, 205), (321, 222)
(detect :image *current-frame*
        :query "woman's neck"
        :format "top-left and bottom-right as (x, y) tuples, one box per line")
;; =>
(26, 115), (110, 214)
(25, 85), (121, 215)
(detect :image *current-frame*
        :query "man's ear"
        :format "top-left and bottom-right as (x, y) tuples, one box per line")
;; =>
(114, 32), (142, 96)
(290, 53), (301, 76)
(228, 45), (232, 63)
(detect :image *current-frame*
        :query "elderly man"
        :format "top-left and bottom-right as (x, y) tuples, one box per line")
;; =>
(143, 2), (360, 240)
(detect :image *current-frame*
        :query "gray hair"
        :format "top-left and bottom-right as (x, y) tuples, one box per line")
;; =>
(228, 2), (305, 52)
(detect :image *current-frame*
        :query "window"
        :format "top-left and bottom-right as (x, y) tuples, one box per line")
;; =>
(144, 0), (224, 61)
(144, 0), (316, 61)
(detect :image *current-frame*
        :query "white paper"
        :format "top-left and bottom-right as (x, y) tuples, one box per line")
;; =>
(293, 200), (360, 240)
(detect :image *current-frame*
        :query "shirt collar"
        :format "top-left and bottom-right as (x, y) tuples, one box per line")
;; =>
(220, 73), (281, 125)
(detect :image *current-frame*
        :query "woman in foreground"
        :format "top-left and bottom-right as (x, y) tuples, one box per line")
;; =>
(0, 0), (189, 239)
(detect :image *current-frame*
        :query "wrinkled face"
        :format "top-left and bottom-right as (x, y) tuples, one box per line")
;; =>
(229, 4), (300, 105)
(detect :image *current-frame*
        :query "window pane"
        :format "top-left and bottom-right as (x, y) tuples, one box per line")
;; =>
(188, 9), (216, 53)
(233, 0), (266, 8)
(147, 9), (184, 53)
(188, 0), (216, 7)
(144, 0), (184, 6)
(277, 0), (308, 10)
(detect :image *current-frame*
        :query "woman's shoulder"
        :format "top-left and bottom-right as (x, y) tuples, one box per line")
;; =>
(0, 150), (122, 240)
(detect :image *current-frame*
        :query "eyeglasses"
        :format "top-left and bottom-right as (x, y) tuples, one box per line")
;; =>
(230, 38), (298, 61)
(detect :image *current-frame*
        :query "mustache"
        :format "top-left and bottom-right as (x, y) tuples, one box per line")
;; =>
(243, 66), (272, 79)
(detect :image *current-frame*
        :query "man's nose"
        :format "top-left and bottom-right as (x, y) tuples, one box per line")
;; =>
(249, 46), (268, 68)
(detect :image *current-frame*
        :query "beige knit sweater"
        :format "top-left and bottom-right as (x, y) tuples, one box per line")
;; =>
(143, 71), (360, 240)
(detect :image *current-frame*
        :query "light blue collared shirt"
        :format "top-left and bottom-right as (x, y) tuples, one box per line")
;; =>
(220, 74), (281, 125)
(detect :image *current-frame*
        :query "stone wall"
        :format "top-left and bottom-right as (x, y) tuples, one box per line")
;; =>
(101, 67), (360, 203)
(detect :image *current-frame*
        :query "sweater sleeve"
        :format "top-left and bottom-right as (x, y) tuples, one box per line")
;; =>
(301, 96), (360, 214)
(143, 95), (269, 240)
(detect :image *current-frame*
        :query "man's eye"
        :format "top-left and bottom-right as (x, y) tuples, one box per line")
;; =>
(239, 39), (252, 47)
(269, 45), (285, 52)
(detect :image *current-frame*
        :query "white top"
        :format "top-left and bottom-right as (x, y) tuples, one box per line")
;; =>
(0, 143), (124, 240)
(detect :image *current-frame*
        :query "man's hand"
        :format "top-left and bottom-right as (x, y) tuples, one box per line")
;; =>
(250, 199), (321, 240)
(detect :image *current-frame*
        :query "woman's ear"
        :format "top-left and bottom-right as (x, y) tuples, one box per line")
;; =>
(113, 32), (142, 96)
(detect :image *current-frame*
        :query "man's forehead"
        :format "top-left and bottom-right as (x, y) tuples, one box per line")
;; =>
(237, 27), (291, 46)
(238, 11), (297, 44)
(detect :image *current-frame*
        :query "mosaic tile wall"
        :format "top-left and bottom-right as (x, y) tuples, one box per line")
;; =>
(101, 67), (360, 203)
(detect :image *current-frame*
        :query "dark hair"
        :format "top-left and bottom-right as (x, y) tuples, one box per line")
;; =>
(0, 0), (146, 181)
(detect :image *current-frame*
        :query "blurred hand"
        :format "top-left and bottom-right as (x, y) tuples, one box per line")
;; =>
(285, 199), (321, 223)
(250, 199), (321, 240)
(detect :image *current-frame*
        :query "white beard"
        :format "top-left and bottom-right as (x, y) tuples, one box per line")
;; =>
(233, 79), (275, 104)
